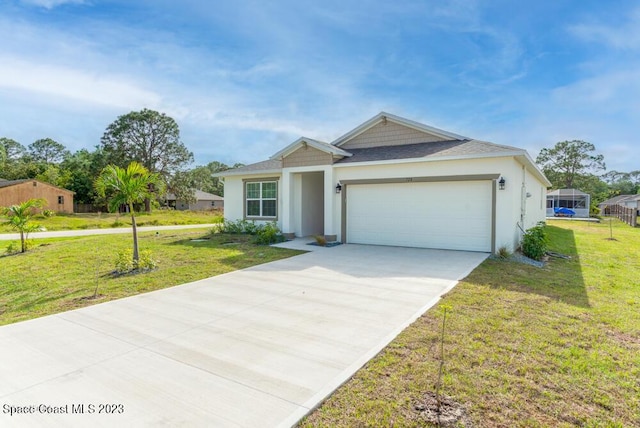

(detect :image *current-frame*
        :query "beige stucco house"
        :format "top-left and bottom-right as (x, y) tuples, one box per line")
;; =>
(0, 179), (75, 213)
(165, 190), (224, 211)
(216, 112), (551, 253)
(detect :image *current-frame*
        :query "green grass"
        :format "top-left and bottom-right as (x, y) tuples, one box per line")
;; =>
(0, 229), (302, 326)
(0, 210), (222, 233)
(301, 219), (640, 427)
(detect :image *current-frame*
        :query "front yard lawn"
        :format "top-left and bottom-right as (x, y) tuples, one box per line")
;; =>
(0, 229), (302, 326)
(301, 219), (640, 427)
(0, 210), (222, 233)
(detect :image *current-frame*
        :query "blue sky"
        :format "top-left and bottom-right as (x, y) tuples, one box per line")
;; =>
(0, 0), (638, 172)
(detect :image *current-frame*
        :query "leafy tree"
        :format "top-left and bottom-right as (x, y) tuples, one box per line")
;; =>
(0, 145), (6, 174)
(536, 140), (605, 189)
(100, 109), (193, 210)
(100, 109), (193, 179)
(1, 198), (46, 253)
(61, 149), (107, 204)
(0, 138), (26, 160)
(600, 170), (639, 196)
(35, 164), (72, 188)
(0, 138), (29, 179)
(28, 138), (69, 164)
(166, 170), (197, 205)
(94, 162), (162, 262)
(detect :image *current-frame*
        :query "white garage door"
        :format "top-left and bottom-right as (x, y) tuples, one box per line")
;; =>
(346, 180), (492, 252)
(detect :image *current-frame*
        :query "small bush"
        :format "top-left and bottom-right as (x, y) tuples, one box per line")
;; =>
(522, 222), (547, 261)
(219, 219), (258, 234)
(114, 249), (158, 273)
(254, 222), (284, 245)
(114, 249), (134, 273)
(137, 250), (158, 270)
(314, 235), (327, 246)
(42, 210), (55, 218)
(497, 245), (510, 259)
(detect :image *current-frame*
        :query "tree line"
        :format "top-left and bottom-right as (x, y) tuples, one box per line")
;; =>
(0, 109), (242, 208)
(535, 139), (639, 212)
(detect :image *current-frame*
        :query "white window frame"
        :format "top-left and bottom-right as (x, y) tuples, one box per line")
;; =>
(245, 180), (277, 219)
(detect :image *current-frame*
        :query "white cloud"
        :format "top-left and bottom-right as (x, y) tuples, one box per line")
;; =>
(569, 8), (640, 50)
(20, 0), (85, 9)
(0, 56), (162, 110)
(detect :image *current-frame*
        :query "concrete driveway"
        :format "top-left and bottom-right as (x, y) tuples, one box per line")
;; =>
(0, 244), (487, 427)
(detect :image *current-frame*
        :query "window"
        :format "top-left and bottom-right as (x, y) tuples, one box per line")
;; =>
(58, 196), (64, 204)
(246, 181), (277, 218)
(546, 199), (553, 209)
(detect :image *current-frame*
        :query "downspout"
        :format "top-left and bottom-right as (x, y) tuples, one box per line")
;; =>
(519, 165), (527, 244)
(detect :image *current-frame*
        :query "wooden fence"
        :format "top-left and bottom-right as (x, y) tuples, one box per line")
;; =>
(607, 204), (638, 227)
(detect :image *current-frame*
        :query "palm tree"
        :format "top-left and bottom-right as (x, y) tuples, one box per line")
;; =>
(1, 198), (46, 253)
(95, 162), (161, 262)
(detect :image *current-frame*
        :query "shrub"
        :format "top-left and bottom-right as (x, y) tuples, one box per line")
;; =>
(218, 219), (258, 234)
(497, 245), (510, 259)
(522, 222), (547, 261)
(137, 250), (158, 271)
(254, 222), (284, 245)
(42, 209), (55, 218)
(314, 235), (327, 246)
(114, 249), (134, 273)
(114, 249), (158, 273)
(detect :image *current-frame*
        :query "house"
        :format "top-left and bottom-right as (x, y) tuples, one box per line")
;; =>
(0, 179), (74, 213)
(599, 194), (640, 215)
(216, 112), (551, 253)
(165, 189), (224, 211)
(546, 189), (590, 218)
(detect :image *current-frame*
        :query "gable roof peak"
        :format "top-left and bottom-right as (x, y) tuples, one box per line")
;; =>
(332, 112), (470, 147)
(270, 136), (351, 160)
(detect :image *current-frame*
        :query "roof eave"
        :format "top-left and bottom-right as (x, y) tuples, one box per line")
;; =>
(333, 150), (528, 168)
(270, 137), (352, 160)
(214, 169), (282, 178)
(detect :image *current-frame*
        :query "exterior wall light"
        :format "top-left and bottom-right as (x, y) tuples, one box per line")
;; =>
(335, 183), (342, 194)
(498, 177), (506, 190)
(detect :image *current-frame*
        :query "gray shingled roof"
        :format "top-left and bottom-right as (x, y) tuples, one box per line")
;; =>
(0, 179), (28, 189)
(216, 139), (526, 175)
(215, 159), (282, 177)
(334, 139), (522, 164)
(598, 195), (636, 205)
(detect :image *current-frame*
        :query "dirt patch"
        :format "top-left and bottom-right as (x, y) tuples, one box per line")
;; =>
(412, 392), (473, 427)
(73, 294), (106, 302)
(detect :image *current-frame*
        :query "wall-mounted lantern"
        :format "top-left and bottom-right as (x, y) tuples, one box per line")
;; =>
(498, 177), (506, 190)
(335, 183), (342, 194)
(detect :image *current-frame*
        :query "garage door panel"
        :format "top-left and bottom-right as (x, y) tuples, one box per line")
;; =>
(346, 181), (492, 252)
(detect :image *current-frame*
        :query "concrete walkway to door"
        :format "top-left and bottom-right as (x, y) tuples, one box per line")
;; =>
(0, 244), (487, 427)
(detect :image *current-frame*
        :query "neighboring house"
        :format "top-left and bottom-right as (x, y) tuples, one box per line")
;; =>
(0, 179), (75, 213)
(599, 194), (640, 214)
(546, 189), (590, 218)
(165, 189), (224, 211)
(215, 112), (551, 253)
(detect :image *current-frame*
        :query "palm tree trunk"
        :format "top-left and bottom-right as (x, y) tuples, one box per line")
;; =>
(20, 230), (25, 253)
(130, 203), (139, 262)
